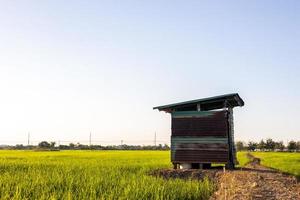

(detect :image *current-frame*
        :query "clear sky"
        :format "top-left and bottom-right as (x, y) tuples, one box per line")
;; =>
(0, 1), (299, 145)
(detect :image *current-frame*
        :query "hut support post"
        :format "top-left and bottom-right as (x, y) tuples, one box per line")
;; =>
(173, 163), (178, 169)
(226, 107), (235, 169)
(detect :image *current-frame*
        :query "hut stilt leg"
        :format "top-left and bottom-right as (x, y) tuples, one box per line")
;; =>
(173, 163), (178, 169)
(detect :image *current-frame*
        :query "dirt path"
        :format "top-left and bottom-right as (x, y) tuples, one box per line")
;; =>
(151, 153), (300, 199)
(210, 153), (300, 200)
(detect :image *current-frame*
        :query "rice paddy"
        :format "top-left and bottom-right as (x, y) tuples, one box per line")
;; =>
(1, 150), (299, 200)
(0, 150), (214, 200)
(236, 151), (251, 167)
(251, 152), (300, 179)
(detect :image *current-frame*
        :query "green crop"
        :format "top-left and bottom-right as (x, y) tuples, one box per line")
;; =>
(251, 152), (300, 179)
(0, 150), (214, 200)
(236, 151), (251, 167)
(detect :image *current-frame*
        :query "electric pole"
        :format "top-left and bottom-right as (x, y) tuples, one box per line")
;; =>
(154, 132), (157, 147)
(89, 132), (92, 147)
(27, 132), (30, 146)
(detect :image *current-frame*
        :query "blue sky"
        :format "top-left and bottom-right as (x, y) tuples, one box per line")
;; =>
(0, 1), (299, 145)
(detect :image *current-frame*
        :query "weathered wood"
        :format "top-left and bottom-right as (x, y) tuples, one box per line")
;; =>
(171, 110), (230, 165)
(154, 94), (244, 169)
(172, 111), (228, 137)
(227, 107), (237, 168)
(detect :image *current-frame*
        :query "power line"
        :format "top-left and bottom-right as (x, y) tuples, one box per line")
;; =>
(1, 137), (170, 146)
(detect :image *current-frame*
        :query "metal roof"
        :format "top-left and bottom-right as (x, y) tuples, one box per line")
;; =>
(153, 93), (244, 112)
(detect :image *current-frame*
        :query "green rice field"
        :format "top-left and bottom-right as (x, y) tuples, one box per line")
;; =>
(1, 150), (299, 200)
(0, 150), (213, 200)
(252, 152), (300, 178)
(236, 151), (250, 167)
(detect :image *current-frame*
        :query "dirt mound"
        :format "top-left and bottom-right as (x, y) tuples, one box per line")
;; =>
(210, 153), (300, 200)
(246, 153), (261, 166)
(150, 168), (221, 181)
(151, 154), (300, 200)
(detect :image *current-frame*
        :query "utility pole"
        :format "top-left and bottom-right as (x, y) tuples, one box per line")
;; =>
(89, 132), (92, 147)
(120, 140), (123, 150)
(27, 132), (30, 146)
(154, 132), (157, 147)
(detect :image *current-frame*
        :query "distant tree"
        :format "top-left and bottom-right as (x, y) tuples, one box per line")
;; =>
(274, 141), (285, 151)
(163, 144), (170, 150)
(38, 141), (51, 149)
(258, 140), (266, 151)
(77, 143), (90, 150)
(247, 141), (257, 151)
(265, 138), (275, 151)
(297, 141), (300, 152)
(236, 141), (245, 151)
(287, 141), (297, 152)
(58, 145), (70, 150)
(50, 142), (56, 148)
(76, 142), (81, 147)
(69, 143), (75, 149)
(15, 144), (24, 150)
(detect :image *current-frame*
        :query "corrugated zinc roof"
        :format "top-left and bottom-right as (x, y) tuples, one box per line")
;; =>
(153, 93), (244, 112)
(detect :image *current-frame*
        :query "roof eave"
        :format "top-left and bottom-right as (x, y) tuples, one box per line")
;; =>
(153, 93), (244, 112)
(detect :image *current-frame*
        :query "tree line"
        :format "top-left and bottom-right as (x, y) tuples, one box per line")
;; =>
(1, 141), (170, 151)
(2, 139), (300, 152)
(236, 139), (300, 152)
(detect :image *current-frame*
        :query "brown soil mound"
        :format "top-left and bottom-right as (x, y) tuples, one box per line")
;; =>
(210, 153), (300, 200)
(151, 154), (300, 200)
(150, 168), (222, 181)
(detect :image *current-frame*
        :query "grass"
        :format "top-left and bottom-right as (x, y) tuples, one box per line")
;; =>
(0, 150), (214, 200)
(3, 150), (297, 199)
(251, 152), (300, 179)
(236, 151), (251, 167)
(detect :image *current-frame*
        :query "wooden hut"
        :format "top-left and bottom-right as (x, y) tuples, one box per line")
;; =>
(153, 93), (244, 169)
